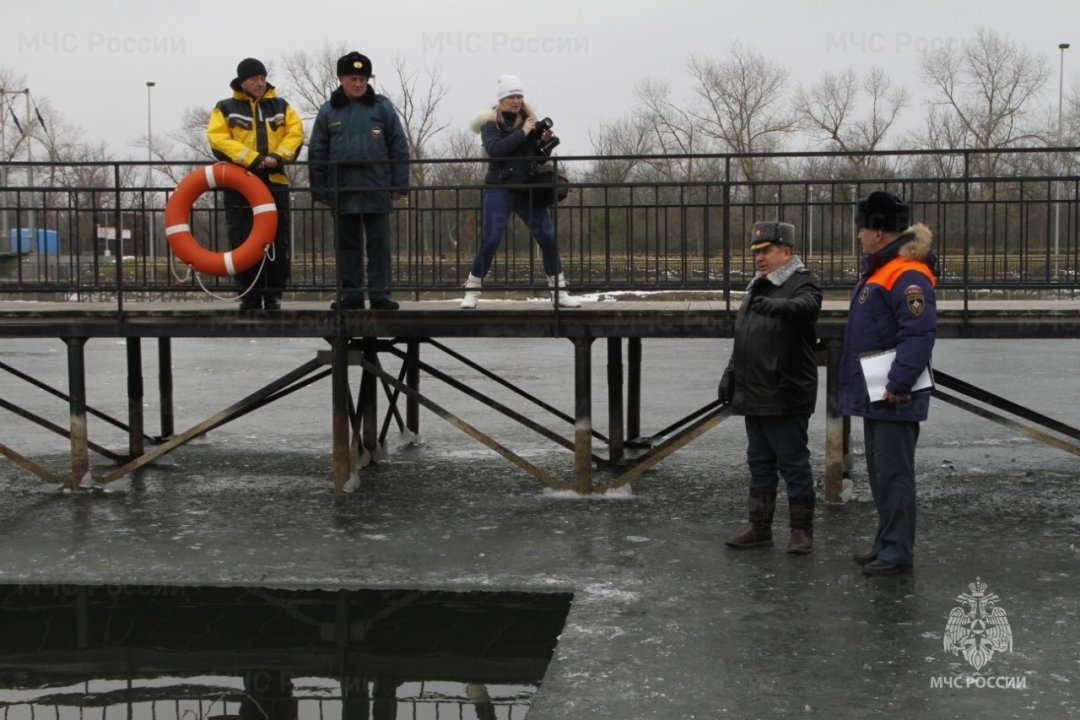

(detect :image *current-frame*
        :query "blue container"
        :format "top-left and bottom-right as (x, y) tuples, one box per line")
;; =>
(9, 228), (31, 253)
(8, 228), (60, 254)
(36, 229), (59, 255)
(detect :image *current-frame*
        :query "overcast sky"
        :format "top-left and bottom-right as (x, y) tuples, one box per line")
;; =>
(3, 0), (1079, 159)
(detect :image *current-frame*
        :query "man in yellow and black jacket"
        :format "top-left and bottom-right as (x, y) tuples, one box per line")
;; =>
(207, 57), (304, 310)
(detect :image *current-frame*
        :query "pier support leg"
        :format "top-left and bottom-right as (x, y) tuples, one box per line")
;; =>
(331, 337), (351, 493)
(360, 341), (379, 462)
(158, 338), (174, 439)
(64, 337), (90, 491)
(573, 337), (594, 494)
(607, 338), (624, 464)
(824, 339), (847, 502)
(126, 338), (144, 459)
(405, 340), (420, 443)
(627, 337), (642, 442)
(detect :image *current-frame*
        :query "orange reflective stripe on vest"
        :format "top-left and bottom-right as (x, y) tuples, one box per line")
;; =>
(866, 258), (936, 290)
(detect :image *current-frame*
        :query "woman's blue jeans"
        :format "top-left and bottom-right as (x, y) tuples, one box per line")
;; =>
(469, 187), (561, 278)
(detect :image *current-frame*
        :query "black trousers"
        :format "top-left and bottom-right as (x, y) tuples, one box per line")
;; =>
(224, 185), (291, 297)
(864, 418), (920, 565)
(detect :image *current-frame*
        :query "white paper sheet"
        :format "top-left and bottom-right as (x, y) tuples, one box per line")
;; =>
(859, 349), (932, 401)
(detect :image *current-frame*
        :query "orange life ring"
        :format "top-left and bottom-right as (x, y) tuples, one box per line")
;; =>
(164, 162), (278, 276)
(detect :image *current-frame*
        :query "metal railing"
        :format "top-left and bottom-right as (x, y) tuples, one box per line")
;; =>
(1, 147), (1078, 303)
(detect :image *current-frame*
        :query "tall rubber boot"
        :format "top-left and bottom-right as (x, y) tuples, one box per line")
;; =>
(547, 273), (581, 308)
(724, 488), (777, 549)
(460, 273), (482, 309)
(787, 494), (815, 554)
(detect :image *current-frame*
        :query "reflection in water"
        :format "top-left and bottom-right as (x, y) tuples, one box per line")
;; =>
(0, 584), (572, 719)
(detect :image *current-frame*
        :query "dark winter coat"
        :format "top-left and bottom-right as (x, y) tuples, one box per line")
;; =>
(721, 257), (822, 416)
(470, 102), (545, 186)
(309, 85), (409, 214)
(837, 223), (937, 422)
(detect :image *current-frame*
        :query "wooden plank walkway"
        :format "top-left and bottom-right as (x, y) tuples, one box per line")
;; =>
(1, 298), (1077, 496)
(2, 298), (1078, 339)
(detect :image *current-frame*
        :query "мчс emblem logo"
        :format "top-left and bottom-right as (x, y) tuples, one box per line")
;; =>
(904, 284), (925, 316)
(943, 577), (1013, 671)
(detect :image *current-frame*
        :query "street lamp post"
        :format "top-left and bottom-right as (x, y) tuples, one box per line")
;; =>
(146, 81), (156, 269)
(1055, 44), (1070, 280)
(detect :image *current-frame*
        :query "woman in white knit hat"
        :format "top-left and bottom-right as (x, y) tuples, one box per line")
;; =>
(459, 74), (580, 309)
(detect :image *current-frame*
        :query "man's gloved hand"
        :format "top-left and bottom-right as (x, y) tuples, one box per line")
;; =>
(718, 371), (735, 404)
(750, 295), (784, 317)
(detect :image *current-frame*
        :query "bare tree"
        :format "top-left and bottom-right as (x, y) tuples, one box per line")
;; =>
(0, 72), (67, 180)
(0, 74), (105, 244)
(280, 44), (449, 189)
(172, 106), (215, 160)
(17, 97), (77, 165)
(0, 66), (30, 163)
(430, 128), (484, 186)
(383, 55), (450, 187)
(1063, 78), (1080, 146)
(420, 128), (485, 261)
(587, 114), (659, 183)
(687, 44), (796, 182)
(125, 105), (216, 186)
(280, 42), (349, 120)
(918, 27), (1049, 177)
(634, 78), (704, 181)
(796, 67), (909, 175)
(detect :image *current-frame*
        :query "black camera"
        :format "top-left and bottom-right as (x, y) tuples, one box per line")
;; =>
(532, 117), (561, 155)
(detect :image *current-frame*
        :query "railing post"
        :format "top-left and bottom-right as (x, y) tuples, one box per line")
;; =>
(962, 150), (971, 315)
(723, 155), (732, 310)
(113, 163), (125, 314)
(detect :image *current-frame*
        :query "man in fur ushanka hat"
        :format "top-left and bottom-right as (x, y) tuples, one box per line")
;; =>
(719, 221), (822, 555)
(838, 191), (937, 577)
(309, 51), (410, 311)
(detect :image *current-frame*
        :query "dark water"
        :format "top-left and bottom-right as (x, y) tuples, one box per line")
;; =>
(0, 583), (570, 719)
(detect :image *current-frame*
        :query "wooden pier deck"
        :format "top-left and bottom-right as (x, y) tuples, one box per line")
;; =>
(2, 298), (1078, 496)
(2, 297), (1079, 338)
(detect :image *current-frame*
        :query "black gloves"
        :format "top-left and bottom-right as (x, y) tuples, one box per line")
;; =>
(750, 295), (784, 317)
(718, 371), (735, 404)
